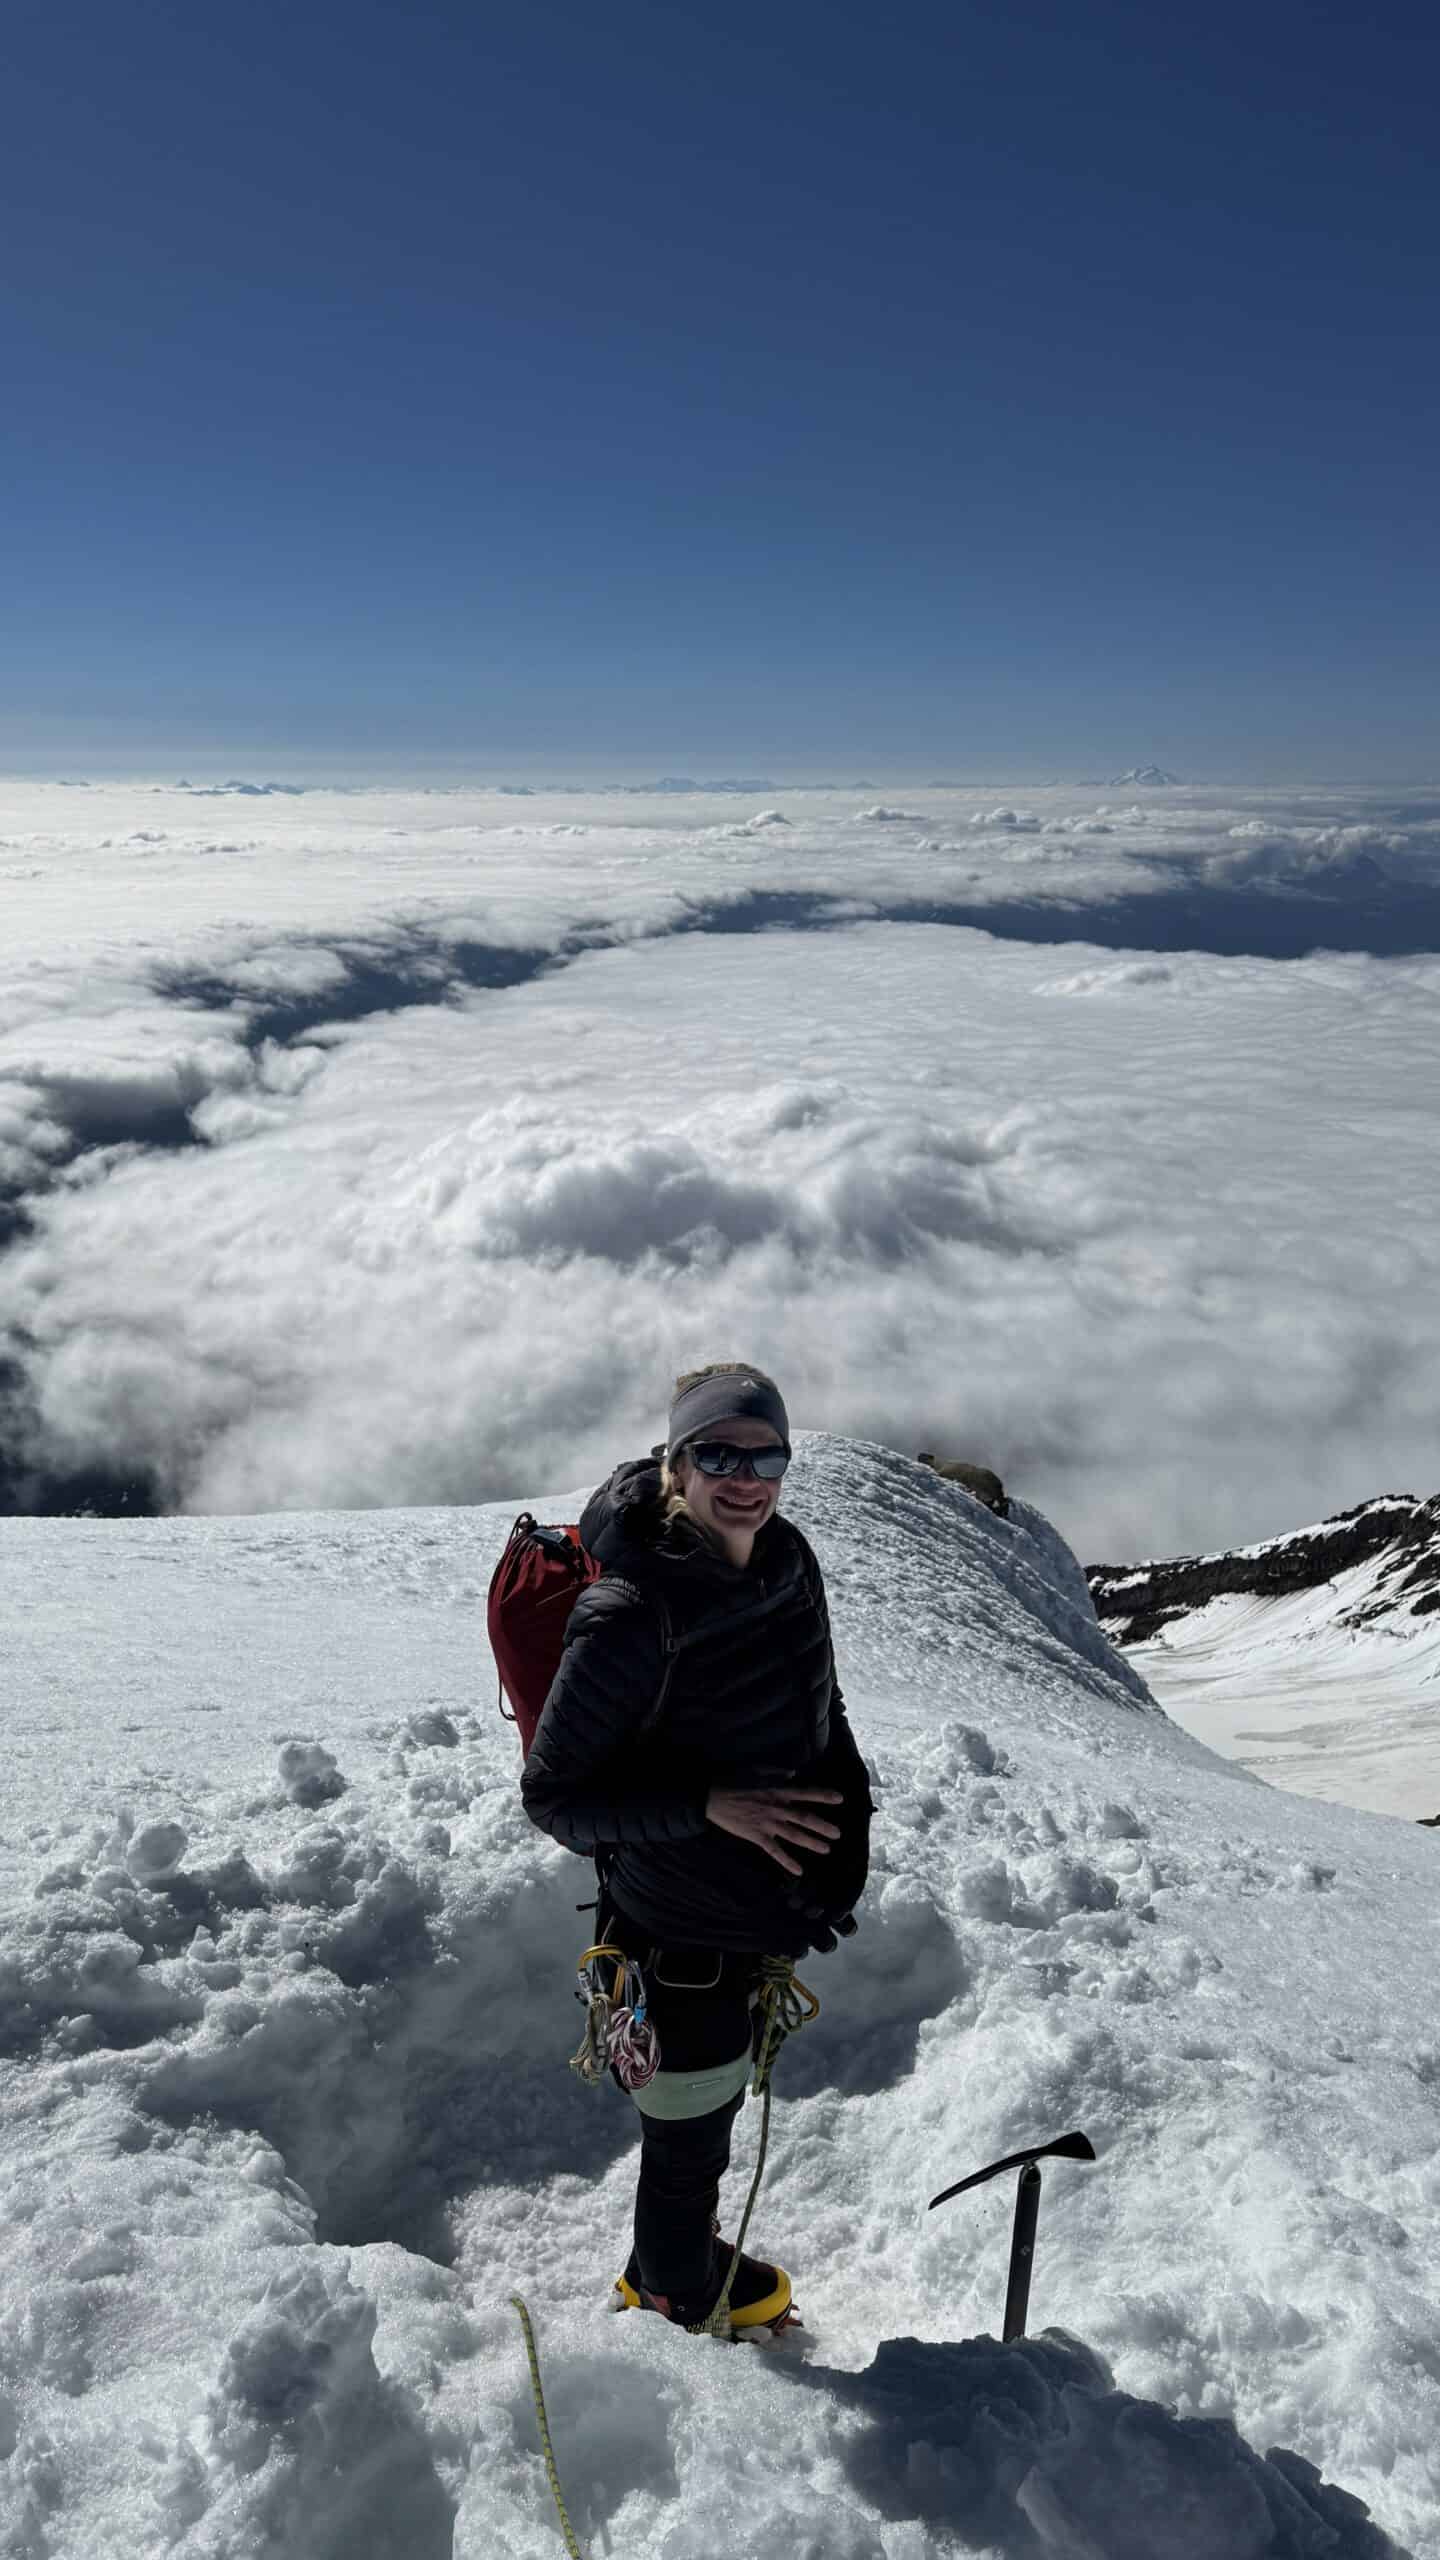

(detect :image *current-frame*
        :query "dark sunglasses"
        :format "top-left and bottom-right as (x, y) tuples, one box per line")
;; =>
(687, 1440), (790, 1482)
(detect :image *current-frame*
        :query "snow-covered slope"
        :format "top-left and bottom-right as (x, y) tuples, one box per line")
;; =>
(1089, 1496), (1440, 1818)
(2, 1440), (1436, 2558)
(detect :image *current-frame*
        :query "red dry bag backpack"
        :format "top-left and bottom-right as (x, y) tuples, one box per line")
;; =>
(488, 1513), (604, 1756)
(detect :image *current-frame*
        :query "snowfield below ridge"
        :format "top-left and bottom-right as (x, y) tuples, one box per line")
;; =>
(1, 1437), (1435, 2558)
(1090, 1496), (1440, 1820)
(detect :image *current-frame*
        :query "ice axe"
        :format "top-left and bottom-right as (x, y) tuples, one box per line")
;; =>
(929, 2129), (1096, 2340)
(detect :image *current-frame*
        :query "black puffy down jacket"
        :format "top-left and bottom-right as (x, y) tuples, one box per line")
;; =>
(520, 1459), (873, 1955)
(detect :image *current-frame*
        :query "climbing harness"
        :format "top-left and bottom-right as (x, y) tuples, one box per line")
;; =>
(510, 2293), (587, 2559)
(692, 1955), (818, 2337)
(569, 1941), (661, 2093)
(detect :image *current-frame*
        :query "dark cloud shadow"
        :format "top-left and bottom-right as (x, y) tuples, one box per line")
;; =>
(686, 881), (1440, 961)
(157, 935), (551, 1049)
(962, 881), (1440, 962)
(1361, 800), (1440, 828)
(0, 1355), (160, 1517)
(151, 872), (1440, 1079)
(34, 1077), (200, 1155)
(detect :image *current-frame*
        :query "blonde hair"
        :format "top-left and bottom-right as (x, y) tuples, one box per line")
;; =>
(661, 1361), (783, 1530)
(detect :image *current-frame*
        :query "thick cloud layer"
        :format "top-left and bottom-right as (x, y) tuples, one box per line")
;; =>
(2, 779), (1438, 1551)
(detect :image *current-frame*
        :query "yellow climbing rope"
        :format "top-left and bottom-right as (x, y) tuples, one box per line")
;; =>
(755, 1955), (822, 2079)
(510, 2293), (587, 2560)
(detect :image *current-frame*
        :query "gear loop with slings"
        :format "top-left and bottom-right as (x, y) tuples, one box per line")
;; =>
(569, 1940), (661, 2092)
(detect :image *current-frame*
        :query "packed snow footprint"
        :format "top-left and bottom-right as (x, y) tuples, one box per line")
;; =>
(0, 1438), (1434, 2556)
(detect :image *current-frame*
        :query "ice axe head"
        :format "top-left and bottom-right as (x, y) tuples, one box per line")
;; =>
(928, 2129), (1096, 2214)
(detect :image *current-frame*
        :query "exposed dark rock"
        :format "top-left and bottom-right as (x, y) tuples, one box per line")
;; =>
(1088, 1495), (1440, 1645)
(917, 1454), (1009, 1516)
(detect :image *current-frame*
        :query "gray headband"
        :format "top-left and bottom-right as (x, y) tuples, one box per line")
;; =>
(666, 1372), (790, 1461)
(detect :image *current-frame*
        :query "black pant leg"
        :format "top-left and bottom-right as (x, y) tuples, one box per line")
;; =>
(604, 1907), (757, 2301)
(633, 2087), (745, 2298)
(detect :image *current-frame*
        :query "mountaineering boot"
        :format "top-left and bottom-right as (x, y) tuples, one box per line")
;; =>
(613, 2241), (795, 2335)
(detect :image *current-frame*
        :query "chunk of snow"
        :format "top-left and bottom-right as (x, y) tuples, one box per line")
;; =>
(277, 1741), (346, 1807)
(125, 1820), (188, 1881)
(401, 1709), (459, 1749)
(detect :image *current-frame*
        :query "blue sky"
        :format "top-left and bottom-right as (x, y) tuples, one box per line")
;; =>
(3, 0), (1436, 776)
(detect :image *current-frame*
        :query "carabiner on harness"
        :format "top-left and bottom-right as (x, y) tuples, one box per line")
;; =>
(570, 1941), (661, 2093)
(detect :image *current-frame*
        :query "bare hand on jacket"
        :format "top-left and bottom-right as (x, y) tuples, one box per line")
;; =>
(705, 1786), (843, 1876)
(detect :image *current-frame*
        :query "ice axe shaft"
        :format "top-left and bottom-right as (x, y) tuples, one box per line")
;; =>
(1003, 2161), (1041, 2340)
(928, 2129), (1095, 2342)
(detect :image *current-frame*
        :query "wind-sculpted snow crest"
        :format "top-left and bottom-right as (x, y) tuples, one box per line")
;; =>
(0, 1440), (1433, 2555)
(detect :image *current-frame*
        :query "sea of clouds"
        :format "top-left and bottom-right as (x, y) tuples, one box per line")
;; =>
(2, 776), (1438, 1558)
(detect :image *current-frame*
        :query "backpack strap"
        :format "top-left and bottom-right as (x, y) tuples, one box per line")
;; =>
(584, 1574), (679, 1923)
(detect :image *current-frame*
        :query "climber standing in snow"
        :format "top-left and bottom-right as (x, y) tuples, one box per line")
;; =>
(521, 1362), (872, 2335)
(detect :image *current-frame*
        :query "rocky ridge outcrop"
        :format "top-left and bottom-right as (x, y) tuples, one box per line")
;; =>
(1088, 1494), (1440, 1646)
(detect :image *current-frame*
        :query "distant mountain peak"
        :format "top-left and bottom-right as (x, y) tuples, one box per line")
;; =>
(1108, 765), (1180, 786)
(1089, 1493), (1440, 1645)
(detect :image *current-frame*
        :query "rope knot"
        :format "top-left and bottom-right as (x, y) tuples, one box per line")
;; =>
(750, 1954), (820, 2094)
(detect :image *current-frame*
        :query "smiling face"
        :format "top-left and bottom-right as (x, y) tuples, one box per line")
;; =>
(671, 1414), (786, 1567)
